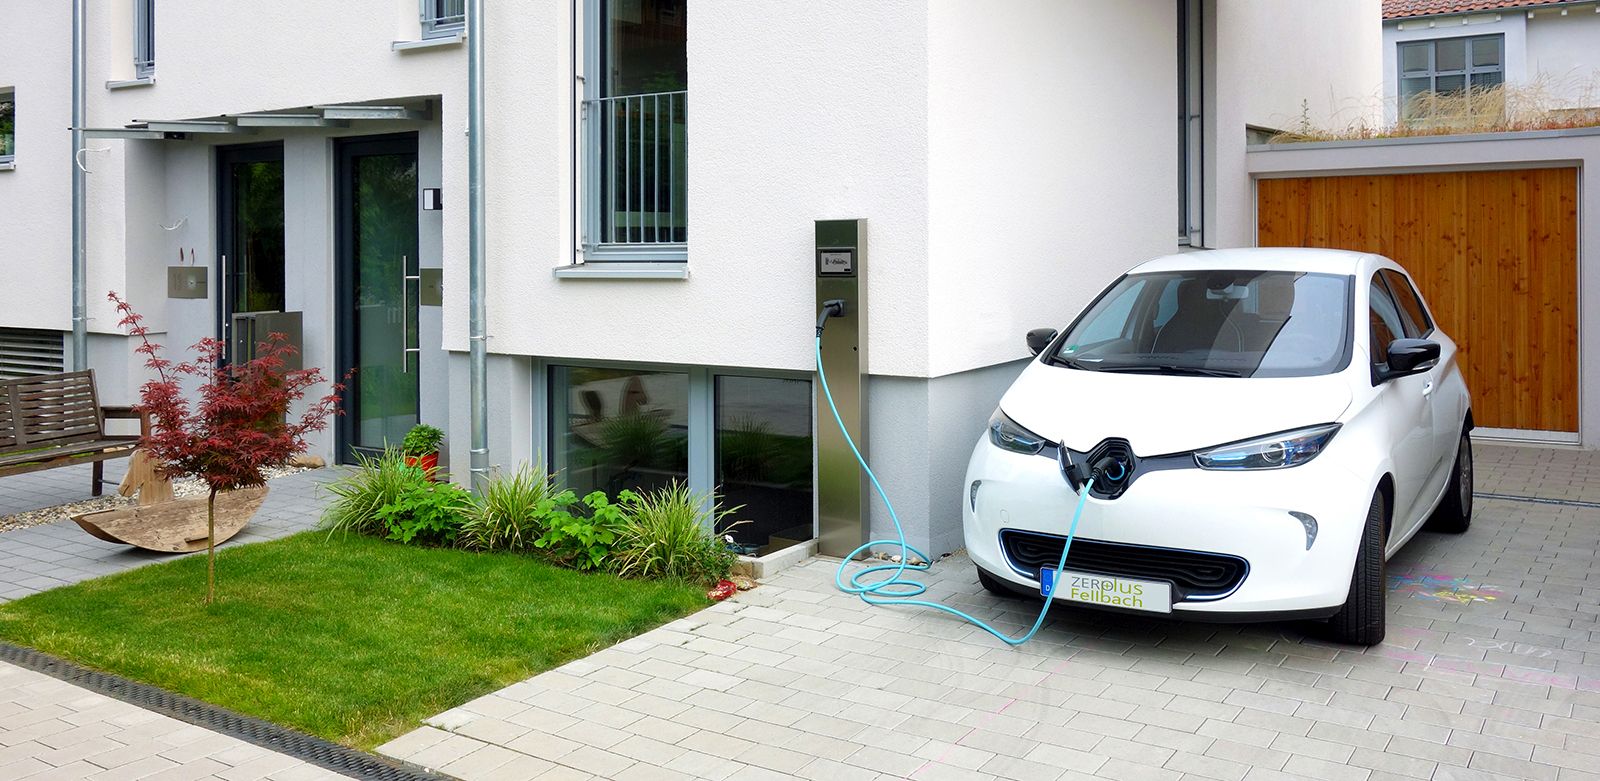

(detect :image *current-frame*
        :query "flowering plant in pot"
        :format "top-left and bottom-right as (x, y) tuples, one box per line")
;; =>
(109, 292), (344, 604)
(401, 424), (444, 474)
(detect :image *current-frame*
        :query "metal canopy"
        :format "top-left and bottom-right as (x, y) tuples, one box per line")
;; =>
(81, 127), (182, 140)
(315, 104), (431, 121)
(231, 113), (349, 128)
(133, 120), (254, 134)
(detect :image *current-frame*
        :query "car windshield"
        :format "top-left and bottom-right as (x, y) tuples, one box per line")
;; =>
(1047, 270), (1352, 378)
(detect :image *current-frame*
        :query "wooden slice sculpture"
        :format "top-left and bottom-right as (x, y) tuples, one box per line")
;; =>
(72, 448), (267, 553)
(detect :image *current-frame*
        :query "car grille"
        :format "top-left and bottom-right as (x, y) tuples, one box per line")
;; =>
(999, 530), (1247, 601)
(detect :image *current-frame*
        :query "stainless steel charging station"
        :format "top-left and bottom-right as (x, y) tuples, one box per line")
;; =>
(816, 219), (869, 558)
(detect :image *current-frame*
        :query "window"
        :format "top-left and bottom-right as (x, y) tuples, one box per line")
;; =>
(1380, 269), (1433, 338)
(1398, 35), (1502, 120)
(1177, 0), (1204, 245)
(548, 363), (815, 553)
(134, 0), (155, 78)
(716, 376), (813, 555)
(1369, 275), (1407, 366)
(1050, 271), (1353, 378)
(582, 0), (687, 260)
(420, 0), (465, 39)
(0, 92), (13, 164)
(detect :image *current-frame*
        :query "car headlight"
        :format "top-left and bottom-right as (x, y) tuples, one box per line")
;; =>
(1193, 423), (1341, 470)
(988, 408), (1049, 455)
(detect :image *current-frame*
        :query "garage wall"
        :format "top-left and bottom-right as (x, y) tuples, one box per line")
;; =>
(1248, 128), (1600, 447)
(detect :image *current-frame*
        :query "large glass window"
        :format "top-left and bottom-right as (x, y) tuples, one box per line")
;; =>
(0, 92), (14, 163)
(1397, 35), (1502, 120)
(551, 366), (689, 497)
(716, 376), (813, 555)
(134, 0), (156, 78)
(1047, 270), (1353, 378)
(583, 0), (687, 258)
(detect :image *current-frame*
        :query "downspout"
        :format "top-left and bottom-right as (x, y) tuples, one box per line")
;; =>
(466, 0), (490, 489)
(70, 0), (87, 370)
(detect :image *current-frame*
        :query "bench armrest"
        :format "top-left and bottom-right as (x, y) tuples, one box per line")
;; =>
(101, 406), (151, 438)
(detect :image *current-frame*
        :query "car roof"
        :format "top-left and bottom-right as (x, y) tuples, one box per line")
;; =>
(1129, 247), (1389, 276)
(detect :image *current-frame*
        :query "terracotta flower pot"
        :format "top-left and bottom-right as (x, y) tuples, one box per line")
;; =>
(405, 452), (440, 475)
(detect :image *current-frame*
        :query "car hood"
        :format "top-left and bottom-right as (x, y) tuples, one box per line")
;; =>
(999, 362), (1353, 456)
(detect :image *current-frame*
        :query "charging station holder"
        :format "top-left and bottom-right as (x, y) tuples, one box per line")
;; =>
(815, 219), (869, 559)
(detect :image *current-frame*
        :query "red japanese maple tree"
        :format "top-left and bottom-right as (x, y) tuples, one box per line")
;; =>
(109, 292), (344, 603)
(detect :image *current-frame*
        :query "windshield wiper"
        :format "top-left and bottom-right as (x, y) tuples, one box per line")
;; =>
(1095, 364), (1241, 378)
(1045, 354), (1101, 371)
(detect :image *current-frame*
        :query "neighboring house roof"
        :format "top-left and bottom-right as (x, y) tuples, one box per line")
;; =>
(1383, 0), (1579, 19)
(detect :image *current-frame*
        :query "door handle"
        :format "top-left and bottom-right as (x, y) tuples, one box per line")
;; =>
(1422, 380), (1435, 397)
(400, 255), (421, 373)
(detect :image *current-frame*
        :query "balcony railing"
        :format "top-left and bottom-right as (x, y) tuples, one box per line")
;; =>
(421, 0), (466, 38)
(585, 90), (687, 252)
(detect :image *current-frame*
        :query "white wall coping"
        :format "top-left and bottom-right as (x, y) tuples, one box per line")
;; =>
(1248, 124), (1600, 154)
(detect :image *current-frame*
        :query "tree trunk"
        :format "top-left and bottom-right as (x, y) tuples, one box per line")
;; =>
(206, 487), (217, 604)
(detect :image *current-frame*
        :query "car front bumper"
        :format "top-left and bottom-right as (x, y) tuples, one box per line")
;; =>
(962, 436), (1377, 617)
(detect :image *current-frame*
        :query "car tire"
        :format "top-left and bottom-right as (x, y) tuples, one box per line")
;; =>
(977, 567), (1023, 598)
(1426, 428), (1473, 534)
(1328, 490), (1387, 646)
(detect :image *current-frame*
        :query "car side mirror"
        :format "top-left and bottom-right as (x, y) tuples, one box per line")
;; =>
(1026, 328), (1058, 357)
(1378, 338), (1440, 381)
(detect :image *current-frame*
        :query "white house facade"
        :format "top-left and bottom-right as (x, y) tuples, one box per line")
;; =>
(1382, 0), (1600, 125)
(0, 1), (1380, 559)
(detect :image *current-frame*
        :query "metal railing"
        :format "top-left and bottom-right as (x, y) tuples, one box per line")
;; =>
(586, 90), (687, 249)
(421, 0), (466, 38)
(133, 0), (155, 77)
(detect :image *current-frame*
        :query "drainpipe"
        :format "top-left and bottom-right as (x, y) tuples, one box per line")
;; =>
(70, 0), (87, 370)
(466, 0), (490, 489)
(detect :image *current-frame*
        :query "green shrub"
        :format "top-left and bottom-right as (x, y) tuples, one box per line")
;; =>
(613, 482), (742, 585)
(401, 424), (445, 457)
(535, 491), (628, 570)
(376, 480), (471, 546)
(461, 465), (575, 552)
(321, 449), (428, 536)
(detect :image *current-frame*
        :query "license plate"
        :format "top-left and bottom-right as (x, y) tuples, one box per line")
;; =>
(1041, 567), (1173, 614)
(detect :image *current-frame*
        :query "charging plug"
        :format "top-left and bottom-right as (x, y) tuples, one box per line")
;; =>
(816, 299), (847, 336)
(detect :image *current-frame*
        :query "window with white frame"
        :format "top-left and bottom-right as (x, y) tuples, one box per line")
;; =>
(581, 0), (687, 260)
(0, 92), (14, 164)
(1177, 0), (1203, 246)
(421, 0), (465, 39)
(1398, 35), (1503, 120)
(134, 0), (156, 78)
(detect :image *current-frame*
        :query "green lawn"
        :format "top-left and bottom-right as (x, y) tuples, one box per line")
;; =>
(0, 532), (708, 749)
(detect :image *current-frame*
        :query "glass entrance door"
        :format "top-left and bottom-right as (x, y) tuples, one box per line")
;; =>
(336, 135), (420, 461)
(217, 143), (286, 358)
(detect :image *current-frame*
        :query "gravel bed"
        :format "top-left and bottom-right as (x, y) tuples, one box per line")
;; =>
(0, 465), (311, 535)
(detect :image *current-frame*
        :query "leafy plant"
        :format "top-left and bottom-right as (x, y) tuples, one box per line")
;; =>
(376, 480), (472, 546)
(612, 482), (743, 585)
(401, 424), (444, 457)
(460, 464), (575, 552)
(110, 292), (343, 604)
(320, 449), (427, 537)
(535, 491), (630, 570)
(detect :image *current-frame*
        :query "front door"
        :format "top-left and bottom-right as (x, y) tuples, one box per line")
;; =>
(217, 143), (286, 359)
(336, 134), (420, 462)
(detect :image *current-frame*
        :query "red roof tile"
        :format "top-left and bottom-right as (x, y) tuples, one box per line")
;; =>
(1384, 0), (1581, 20)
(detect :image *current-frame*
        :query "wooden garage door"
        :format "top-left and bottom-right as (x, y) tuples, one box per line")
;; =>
(1257, 168), (1578, 433)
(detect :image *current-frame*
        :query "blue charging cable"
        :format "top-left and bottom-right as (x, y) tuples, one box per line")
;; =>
(816, 336), (1092, 646)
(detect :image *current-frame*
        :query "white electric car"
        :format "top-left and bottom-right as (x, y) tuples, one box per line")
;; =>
(963, 248), (1472, 645)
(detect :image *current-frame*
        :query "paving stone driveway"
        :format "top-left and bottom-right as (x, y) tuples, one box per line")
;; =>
(383, 443), (1600, 781)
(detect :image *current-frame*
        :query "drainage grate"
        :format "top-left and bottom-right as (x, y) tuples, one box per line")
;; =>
(0, 642), (452, 781)
(1475, 491), (1600, 510)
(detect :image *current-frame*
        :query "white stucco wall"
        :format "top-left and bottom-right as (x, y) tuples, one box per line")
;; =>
(1211, 0), (1382, 249)
(1525, 9), (1600, 107)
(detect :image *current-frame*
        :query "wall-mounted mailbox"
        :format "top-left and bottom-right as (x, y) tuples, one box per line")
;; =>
(419, 268), (444, 307)
(232, 310), (303, 372)
(167, 267), (209, 299)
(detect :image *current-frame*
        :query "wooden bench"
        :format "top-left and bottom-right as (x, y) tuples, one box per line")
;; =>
(0, 370), (147, 496)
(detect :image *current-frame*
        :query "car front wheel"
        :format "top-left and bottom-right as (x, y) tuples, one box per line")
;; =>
(1328, 490), (1387, 646)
